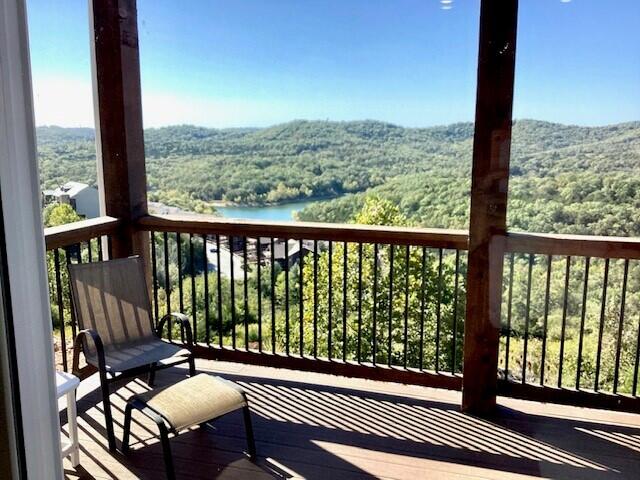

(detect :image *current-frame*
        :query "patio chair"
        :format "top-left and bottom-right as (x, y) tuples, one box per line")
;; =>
(69, 256), (195, 452)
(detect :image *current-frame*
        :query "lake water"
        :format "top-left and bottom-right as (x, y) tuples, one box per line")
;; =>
(216, 199), (324, 221)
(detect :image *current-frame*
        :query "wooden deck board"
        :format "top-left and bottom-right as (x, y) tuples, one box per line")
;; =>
(60, 360), (640, 479)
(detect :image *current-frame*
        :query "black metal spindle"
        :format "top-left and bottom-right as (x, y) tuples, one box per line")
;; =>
(419, 247), (427, 371)
(342, 242), (348, 362)
(202, 235), (210, 346)
(372, 243), (379, 365)
(435, 248), (443, 372)
(65, 246), (78, 342)
(284, 239), (290, 355)
(328, 241), (333, 359)
(189, 234), (196, 343)
(613, 259), (629, 394)
(257, 238), (263, 352)
(151, 232), (159, 325)
(403, 245), (410, 369)
(230, 236), (236, 349)
(313, 239), (318, 358)
(522, 253), (534, 384)
(633, 310), (640, 397)
(87, 239), (93, 262)
(540, 255), (552, 385)
(97, 236), (103, 261)
(163, 232), (171, 316)
(595, 258), (610, 391)
(505, 253), (514, 375)
(451, 250), (460, 374)
(576, 257), (590, 390)
(243, 237), (249, 351)
(216, 235), (223, 347)
(388, 244), (394, 367)
(558, 256), (571, 388)
(54, 249), (67, 372)
(271, 237), (276, 354)
(176, 233), (183, 312)
(299, 239), (304, 357)
(357, 243), (363, 363)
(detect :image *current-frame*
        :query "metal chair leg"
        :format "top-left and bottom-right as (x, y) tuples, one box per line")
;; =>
(99, 372), (117, 452)
(147, 362), (157, 387)
(188, 356), (196, 376)
(122, 403), (133, 453)
(242, 406), (256, 460)
(158, 422), (176, 480)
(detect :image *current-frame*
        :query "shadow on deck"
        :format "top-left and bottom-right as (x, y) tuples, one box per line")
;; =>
(60, 360), (640, 480)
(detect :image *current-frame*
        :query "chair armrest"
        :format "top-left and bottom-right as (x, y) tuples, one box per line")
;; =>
(157, 313), (194, 346)
(72, 328), (106, 375)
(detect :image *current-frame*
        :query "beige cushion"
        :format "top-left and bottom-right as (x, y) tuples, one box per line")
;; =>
(134, 374), (247, 431)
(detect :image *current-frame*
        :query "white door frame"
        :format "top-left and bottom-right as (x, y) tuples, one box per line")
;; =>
(0, 0), (63, 478)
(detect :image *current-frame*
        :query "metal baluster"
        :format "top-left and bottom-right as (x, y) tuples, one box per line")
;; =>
(313, 239), (318, 358)
(403, 245), (410, 369)
(595, 258), (610, 391)
(613, 259), (630, 394)
(203, 235), (210, 346)
(163, 232), (171, 316)
(388, 244), (394, 367)
(633, 309), (640, 397)
(189, 234), (196, 344)
(419, 247), (427, 371)
(299, 239), (304, 357)
(342, 242), (348, 362)
(522, 254), (534, 384)
(372, 243), (379, 365)
(285, 239), (290, 355)
(257, 238), (262, 353)
(540, 255), (552, 386)
(54, 249), (67, 372)
(328, 241), (333, 360)
(87, 239), (93, 262)
(451, 250), (460, 374)
(505, 253), (515, 375)
(435, 248), (443, 372)
(151, 232), (159, 325)
(357, 243), (363, 363)
(216, 235), (223, 347)
(243, 237), (249, 351)
(558, 256), (571, 388)
(576, 257), (590, 390)
(97, 236), (103, 261)
(271, 238), (276, 354)
(177, 233), (183, 312)
(230, 236), (236, 349)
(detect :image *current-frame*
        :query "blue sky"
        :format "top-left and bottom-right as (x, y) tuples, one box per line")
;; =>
(27, 0), (640, 128)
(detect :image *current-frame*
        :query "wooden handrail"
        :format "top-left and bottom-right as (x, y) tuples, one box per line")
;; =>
(506, 231), (640, 260)
(44, 216), (120, 250)
(136, 214), (470, 250)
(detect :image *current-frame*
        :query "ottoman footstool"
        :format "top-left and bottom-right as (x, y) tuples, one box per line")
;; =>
(122, 374), (256, 480)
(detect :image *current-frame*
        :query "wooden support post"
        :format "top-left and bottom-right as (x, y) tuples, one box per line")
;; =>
(462, 0), (518, 415)
(89, 0), (149, 262)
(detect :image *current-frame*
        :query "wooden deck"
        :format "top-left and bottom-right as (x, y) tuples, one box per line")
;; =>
(60, 359), (640, 480)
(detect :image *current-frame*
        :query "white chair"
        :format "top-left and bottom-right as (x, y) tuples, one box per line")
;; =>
(56, 370), (80, 466)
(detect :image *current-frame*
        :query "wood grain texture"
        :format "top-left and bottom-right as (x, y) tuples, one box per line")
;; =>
(90, 0), (148, 260)
(462, 0), (519, 415)
(62, 360), (640, 480)
(506, 231), (640, 259)
(137, 214), (470, 249)
(44, 216), (120, 250)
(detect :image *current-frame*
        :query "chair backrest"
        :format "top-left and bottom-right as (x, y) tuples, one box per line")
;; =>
(68, 256), (155, 353)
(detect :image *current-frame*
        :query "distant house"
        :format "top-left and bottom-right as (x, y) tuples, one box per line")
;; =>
(42, 181), (100, 219)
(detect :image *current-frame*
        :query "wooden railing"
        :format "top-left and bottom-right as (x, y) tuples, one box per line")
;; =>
(500, 232), (640, 411)
(138, 214), (468, 390)
(44, 215), (640, 412)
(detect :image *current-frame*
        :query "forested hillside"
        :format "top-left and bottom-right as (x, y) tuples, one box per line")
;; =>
(37, 119), (640, 234)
